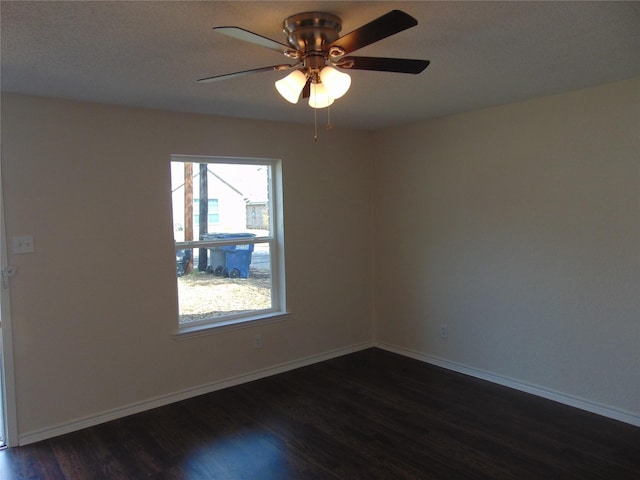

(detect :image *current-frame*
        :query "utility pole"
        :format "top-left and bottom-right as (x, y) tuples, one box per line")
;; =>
(198, 163), (209, 271)
(184, 162), (193, 274)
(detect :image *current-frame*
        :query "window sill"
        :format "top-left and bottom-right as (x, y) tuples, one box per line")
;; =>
(173, 311), (290, 341)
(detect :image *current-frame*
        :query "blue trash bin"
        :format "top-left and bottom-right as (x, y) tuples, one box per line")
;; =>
(218, 233), (256, 278)
(225, 250), (253, 278)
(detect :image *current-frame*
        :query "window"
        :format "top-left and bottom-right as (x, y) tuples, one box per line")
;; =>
(170, 156), (286, 337)
(194, 199), (220, 226)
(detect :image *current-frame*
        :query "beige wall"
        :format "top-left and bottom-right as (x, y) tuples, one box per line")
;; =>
(2, 77), (638, 443)
(0, 94), (374, 441)
(373, 78), (639, 417)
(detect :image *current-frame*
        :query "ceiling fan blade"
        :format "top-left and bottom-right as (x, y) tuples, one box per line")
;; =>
(213, 26), (292, 54)
(337, 56), (429, 74)
(302, 78), (311, 99)
(197, 64), (295, 83)
(327, 10), (418, 55)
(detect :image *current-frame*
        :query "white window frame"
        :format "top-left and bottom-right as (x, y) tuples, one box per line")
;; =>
(171, 155), (288, 340)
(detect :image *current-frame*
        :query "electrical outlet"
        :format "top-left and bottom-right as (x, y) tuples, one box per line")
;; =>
(254, 334), (262, 349)
(440, 324), (448, 339)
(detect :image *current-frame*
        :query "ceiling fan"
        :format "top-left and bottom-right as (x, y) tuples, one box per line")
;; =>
(198, 10), (430, 109)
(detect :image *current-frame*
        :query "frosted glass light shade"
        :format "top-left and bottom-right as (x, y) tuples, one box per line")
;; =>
(319, 66), (351, 99)
(275, 70), (307, 103)
(308, 82), (334, 109)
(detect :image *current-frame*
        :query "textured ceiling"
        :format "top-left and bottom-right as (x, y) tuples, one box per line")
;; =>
(2, 1), (639, 130)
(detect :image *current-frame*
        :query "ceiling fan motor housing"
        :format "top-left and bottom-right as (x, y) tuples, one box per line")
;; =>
(283, 12), (342, 54)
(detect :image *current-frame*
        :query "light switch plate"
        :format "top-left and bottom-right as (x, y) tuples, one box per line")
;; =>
(12, 235), (35, 254)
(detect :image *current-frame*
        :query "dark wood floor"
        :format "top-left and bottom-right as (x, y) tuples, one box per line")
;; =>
(1, 348), (638, 479)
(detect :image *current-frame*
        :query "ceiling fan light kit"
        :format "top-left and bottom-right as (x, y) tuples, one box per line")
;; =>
(275, 69), (307, 103)
(319, 66), (351, 100)
(308, 82), (334, 109)
(198, 9), (429, 114)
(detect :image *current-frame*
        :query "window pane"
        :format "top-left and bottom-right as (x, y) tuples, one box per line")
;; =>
(176, 242), (272, 323)
(171, 162), (270, 242)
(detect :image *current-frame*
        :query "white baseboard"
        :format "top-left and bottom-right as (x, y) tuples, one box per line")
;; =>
(18, 340), (374, 446)
(376, 341), (640, 427)
(19, 339), (637, 445)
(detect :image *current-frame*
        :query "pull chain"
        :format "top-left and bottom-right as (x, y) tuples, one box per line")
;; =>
(313, 106), (333, 141)
(314, 107), (318, 141)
